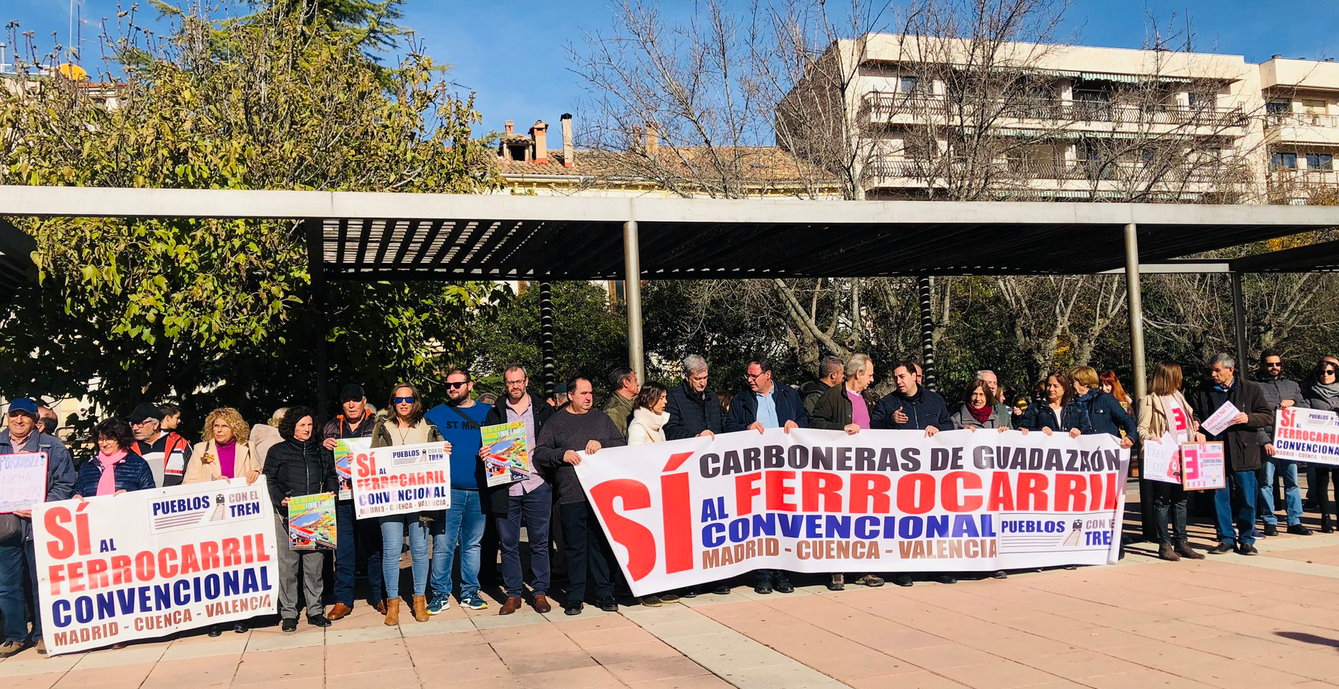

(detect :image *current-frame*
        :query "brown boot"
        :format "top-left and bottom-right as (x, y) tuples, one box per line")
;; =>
(383, 598), (400, 626)
(500, 597), (523, 615)
(532, 594), (552, 614)
(1157, 542), (1181, 561)
(373, 599), (387, 615)
(412, 595), (430, 622)
(1175, 541), (1205, 560)
(327, 603), (352, 621)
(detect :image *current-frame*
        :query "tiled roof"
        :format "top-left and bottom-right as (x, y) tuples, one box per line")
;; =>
(496, 146), (837, 184)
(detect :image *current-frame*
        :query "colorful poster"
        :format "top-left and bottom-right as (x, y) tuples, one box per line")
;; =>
(1200, 401), (1241, 437)
(0, 452), (47, 513)
(333, 438), (372, 500)
(1181, 442), (1226, 491)
(287, 493), (337, 550)
(573, 428), (1128, 597)
(480, 422), (534, 488)
(1272, 407), (1339, 466)
(1141, 433), (1181, 485)
(352, 441), (452, 519)
(33, 479), (278, 655)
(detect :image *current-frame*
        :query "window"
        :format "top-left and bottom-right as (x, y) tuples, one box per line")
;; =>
(1306, 153), (1334, 170)
(899, 76), (922, 94)
(1271, 152), (1298, 170)
(1187, 91), (1213, 110)
(1303, 99), (1328, 115)
(1266, 100), (1291, 115)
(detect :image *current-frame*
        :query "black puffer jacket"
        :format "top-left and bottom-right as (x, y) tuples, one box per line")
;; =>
(263, 437), (337, 509)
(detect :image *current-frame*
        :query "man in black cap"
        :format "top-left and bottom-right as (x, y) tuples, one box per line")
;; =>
(0, 398), (76, 656)
(320, 383), (382, 620)
(129, 402), (190, 487)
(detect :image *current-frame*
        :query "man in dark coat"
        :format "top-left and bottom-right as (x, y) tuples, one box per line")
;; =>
(871, 361), (954, 433)
(1252, 349), (1310, 536)
(665, 355), (723, 440)
(1189, 353), (1272, 555)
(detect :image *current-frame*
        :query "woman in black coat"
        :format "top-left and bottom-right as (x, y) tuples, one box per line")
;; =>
(1304, 358), (1339, 531)
(1070, 366), (1137, 448)
(263, 406), (338, 632)
(1019, 373), (1092, 437)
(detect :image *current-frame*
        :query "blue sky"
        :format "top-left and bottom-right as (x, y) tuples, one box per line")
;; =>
(6, 0), (1339, 137)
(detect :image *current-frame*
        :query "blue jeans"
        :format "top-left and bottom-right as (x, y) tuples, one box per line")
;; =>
(0, 540), (38, 643)
(497, 483), (552, 598)
(431, 489), (486, 599)
(1259, 456), (1302, 526)
(335, 501), (384, 606)
(1215, 469), (1258, 546)
(380, 514), (429, 600)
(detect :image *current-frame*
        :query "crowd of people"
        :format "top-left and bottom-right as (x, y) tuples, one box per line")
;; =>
(0, 347), (1334, 657)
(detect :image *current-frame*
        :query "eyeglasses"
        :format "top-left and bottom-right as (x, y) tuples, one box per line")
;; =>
(393, 396), (416, 404)
(445, 381), (469, 389)
(1265, 363), (1282, 368)
(130, 419), (156, 426)
(744, 372), (768, 380)
(1324, 370), (1338, 376)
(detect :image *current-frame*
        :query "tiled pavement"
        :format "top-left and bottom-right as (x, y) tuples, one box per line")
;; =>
(7, 519), (1339, 688)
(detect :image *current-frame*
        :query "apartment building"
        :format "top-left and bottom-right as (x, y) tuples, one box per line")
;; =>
(780, 35), (1339, 204)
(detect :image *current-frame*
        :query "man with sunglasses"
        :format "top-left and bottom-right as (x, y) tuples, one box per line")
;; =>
(424, 369), (492, 613)
(0, 398), (76, 657)
(1253, 350), (1311, 536)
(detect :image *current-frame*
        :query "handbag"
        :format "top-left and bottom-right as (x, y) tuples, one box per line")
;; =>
(0, 513), (24, 545)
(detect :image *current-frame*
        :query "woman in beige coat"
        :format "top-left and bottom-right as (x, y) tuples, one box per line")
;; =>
(1136, 362), (1206, 562)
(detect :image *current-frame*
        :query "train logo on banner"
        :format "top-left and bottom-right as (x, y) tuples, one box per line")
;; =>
(574, 428), (1128, 597)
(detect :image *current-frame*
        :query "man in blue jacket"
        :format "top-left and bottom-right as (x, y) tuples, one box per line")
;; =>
(723, 358), (805, 594)
(872, 361), (954, 434)
(0, 398), (77, 657)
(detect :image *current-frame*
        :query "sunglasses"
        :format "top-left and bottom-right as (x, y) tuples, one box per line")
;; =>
(1265, 363), (1282, 368)
(445, 381), (469, 389)
(393, 396), (416, 404)
(1323, 370), (1338, 376)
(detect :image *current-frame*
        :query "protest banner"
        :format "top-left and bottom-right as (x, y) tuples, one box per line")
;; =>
(352, 441), (451, 519)
(574, 428), (1128, 597)
(287, 493), (337, 550)
(1141, 433), (1181, 485)
(1200, 401), (1240, 436)
(333, 438), (372, 500)
(1272, 407), (1339, 466)
(0, 452), (47, 513)
(480, 422), (534, 488)
(1181, 442), (1226, 491)
(33, 479), (278, 655)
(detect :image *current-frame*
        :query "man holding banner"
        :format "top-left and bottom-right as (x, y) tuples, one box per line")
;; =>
(321, 383), (380, 621)
(1190, 354), (1272, 556)
(0, 398), (76, 657)
(1252, 351), (1311, 536)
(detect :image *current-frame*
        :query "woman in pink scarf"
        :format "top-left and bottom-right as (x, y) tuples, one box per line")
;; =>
(74, 418), (156, 498)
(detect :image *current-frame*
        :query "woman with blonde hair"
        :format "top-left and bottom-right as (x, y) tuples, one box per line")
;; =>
(1136, 362), (1206, 561)
(183, 407), (263, 486)
(371, 383), (448, 625)
(1070, 366), (1137, 448)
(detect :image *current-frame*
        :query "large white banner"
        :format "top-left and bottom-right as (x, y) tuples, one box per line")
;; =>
(575, 428), (1128, 597)
(34, 479), (279, 655)
(352, 441), (452, 519)
(1273, 408), (1339, 466)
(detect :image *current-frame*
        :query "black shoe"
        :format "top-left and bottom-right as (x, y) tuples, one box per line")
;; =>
(281, 618), (298, 633)
(1288, 524), (1313, 536)
(564, 602), (583, 616)
(207, 625), (223, 638)
(679, 588), (697, 598)
(1324, 524), (1335, 534)
(893, 574), (913, 587)
(596, 597), (618, 612)
(1263, 523), (1279, 537)
(826, 580), (845, 591)
(936, 573), (958, 585)
(991, 570), (1008, 580)
(1207, 542), (1235, 555)
(754, 580), (773, 595)
(307, 614), (332, 628)
(233, 622), (249, 634)
(774, 577), (794, 594)
(712, 584), (732, 595)
(1238, 544), (1259, 556)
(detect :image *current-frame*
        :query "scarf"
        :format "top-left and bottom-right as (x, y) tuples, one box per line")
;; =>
(1311, 380), (1339, 400)
(967, 404), (993, 424)
(96, 450), (128, 496)
(632, 407), (670, 434)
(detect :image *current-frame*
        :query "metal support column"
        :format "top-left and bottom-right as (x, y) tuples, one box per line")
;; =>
(917, 276), (936, 390)
(304, 219), (330, 418)
(1230, 272), (1249, 368)
(623, 220), (645, 385)
(1124, 223), (1147, 402)
(538, 281), (557, 396)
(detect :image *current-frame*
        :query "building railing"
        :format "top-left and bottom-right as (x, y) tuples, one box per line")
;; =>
(863, 93), (1247, 128)
(868, 157), (1238, 183)
(1265, 112), (1339, 129)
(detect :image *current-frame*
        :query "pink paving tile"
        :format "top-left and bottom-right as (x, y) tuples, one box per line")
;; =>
(53, 662), (156, 689)
(933, 660), (1069, 689)
(885, 643), (1004, 670)
(230, 647), (325, 683)
(1017, 650), (1147, 678)
(848, 670), (971, 688)
(329, 670), (423, 689)
(5, 674), (65, 689)
(1157, 658), (1310, 689)
(1080, 668), (1219, 689)
(600, 655), (712, 684)
(500, 649), (600, 676)
(627, 675), (735, 689)
(140, 655), (240, 689)
(793, 647), (925, 681)
(566, 625), (660, 649)
(586, 640), (686, 665)
(516, 664), (628, 689)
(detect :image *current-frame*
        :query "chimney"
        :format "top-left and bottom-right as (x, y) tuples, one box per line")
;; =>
(645, 122), (659, 156)
(561, 113), (574, 168)
(504, 120), (515, 136)
(531, 120), (549, 163)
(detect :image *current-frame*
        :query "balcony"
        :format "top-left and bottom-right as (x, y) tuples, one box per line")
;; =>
(867, 157), (1243, 191)
(1264, 112), (1339, 146)
(863, 93), (1246, 131)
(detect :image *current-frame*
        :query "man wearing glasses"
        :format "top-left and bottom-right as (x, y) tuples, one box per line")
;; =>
(129, 402), (190, 487)
(1253, 350), (1311, 536)
(424, 369), (492, 613)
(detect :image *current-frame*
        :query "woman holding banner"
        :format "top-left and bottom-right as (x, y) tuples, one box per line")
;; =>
(1019, 373), (1090, 436)
(370, 384), (447, 625)
(1304, 359), (1339, 532)
(75, 418), (157, 497)
(1070, 366), (1137, 448)
(264, 406), (338, 633)
(1136, 362), (1207, 561)
(951, 379), (1012, 431)
(626, 382), (680, 606)
(185, 408), (264, 636)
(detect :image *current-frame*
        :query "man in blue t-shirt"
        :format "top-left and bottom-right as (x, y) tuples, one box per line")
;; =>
(424, 368), (492, 612)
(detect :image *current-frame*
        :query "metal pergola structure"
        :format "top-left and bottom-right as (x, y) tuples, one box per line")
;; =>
(5, 185), (1339, 407)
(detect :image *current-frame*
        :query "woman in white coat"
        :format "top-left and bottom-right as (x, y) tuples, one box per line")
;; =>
(626, 381), (677, 606)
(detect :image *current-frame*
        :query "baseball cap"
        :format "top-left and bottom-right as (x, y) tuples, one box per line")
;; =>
(339, 383), (366, 402)
(7, 398), (38, 419)
(128, 402), (164, 424)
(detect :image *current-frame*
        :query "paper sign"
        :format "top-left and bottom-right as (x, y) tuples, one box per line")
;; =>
(1200, 401), (1240, 437)
(333, 438), (372, 500)
(1181, 442), (1226, 491)
(352, 441), (452, 519)
(288, 492), (337, 550)
(480, 422), (534, 488)
(0, 452), (48, 513)
(1142, 433), (1181, 485)
(1272, 407), (1339, 467)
